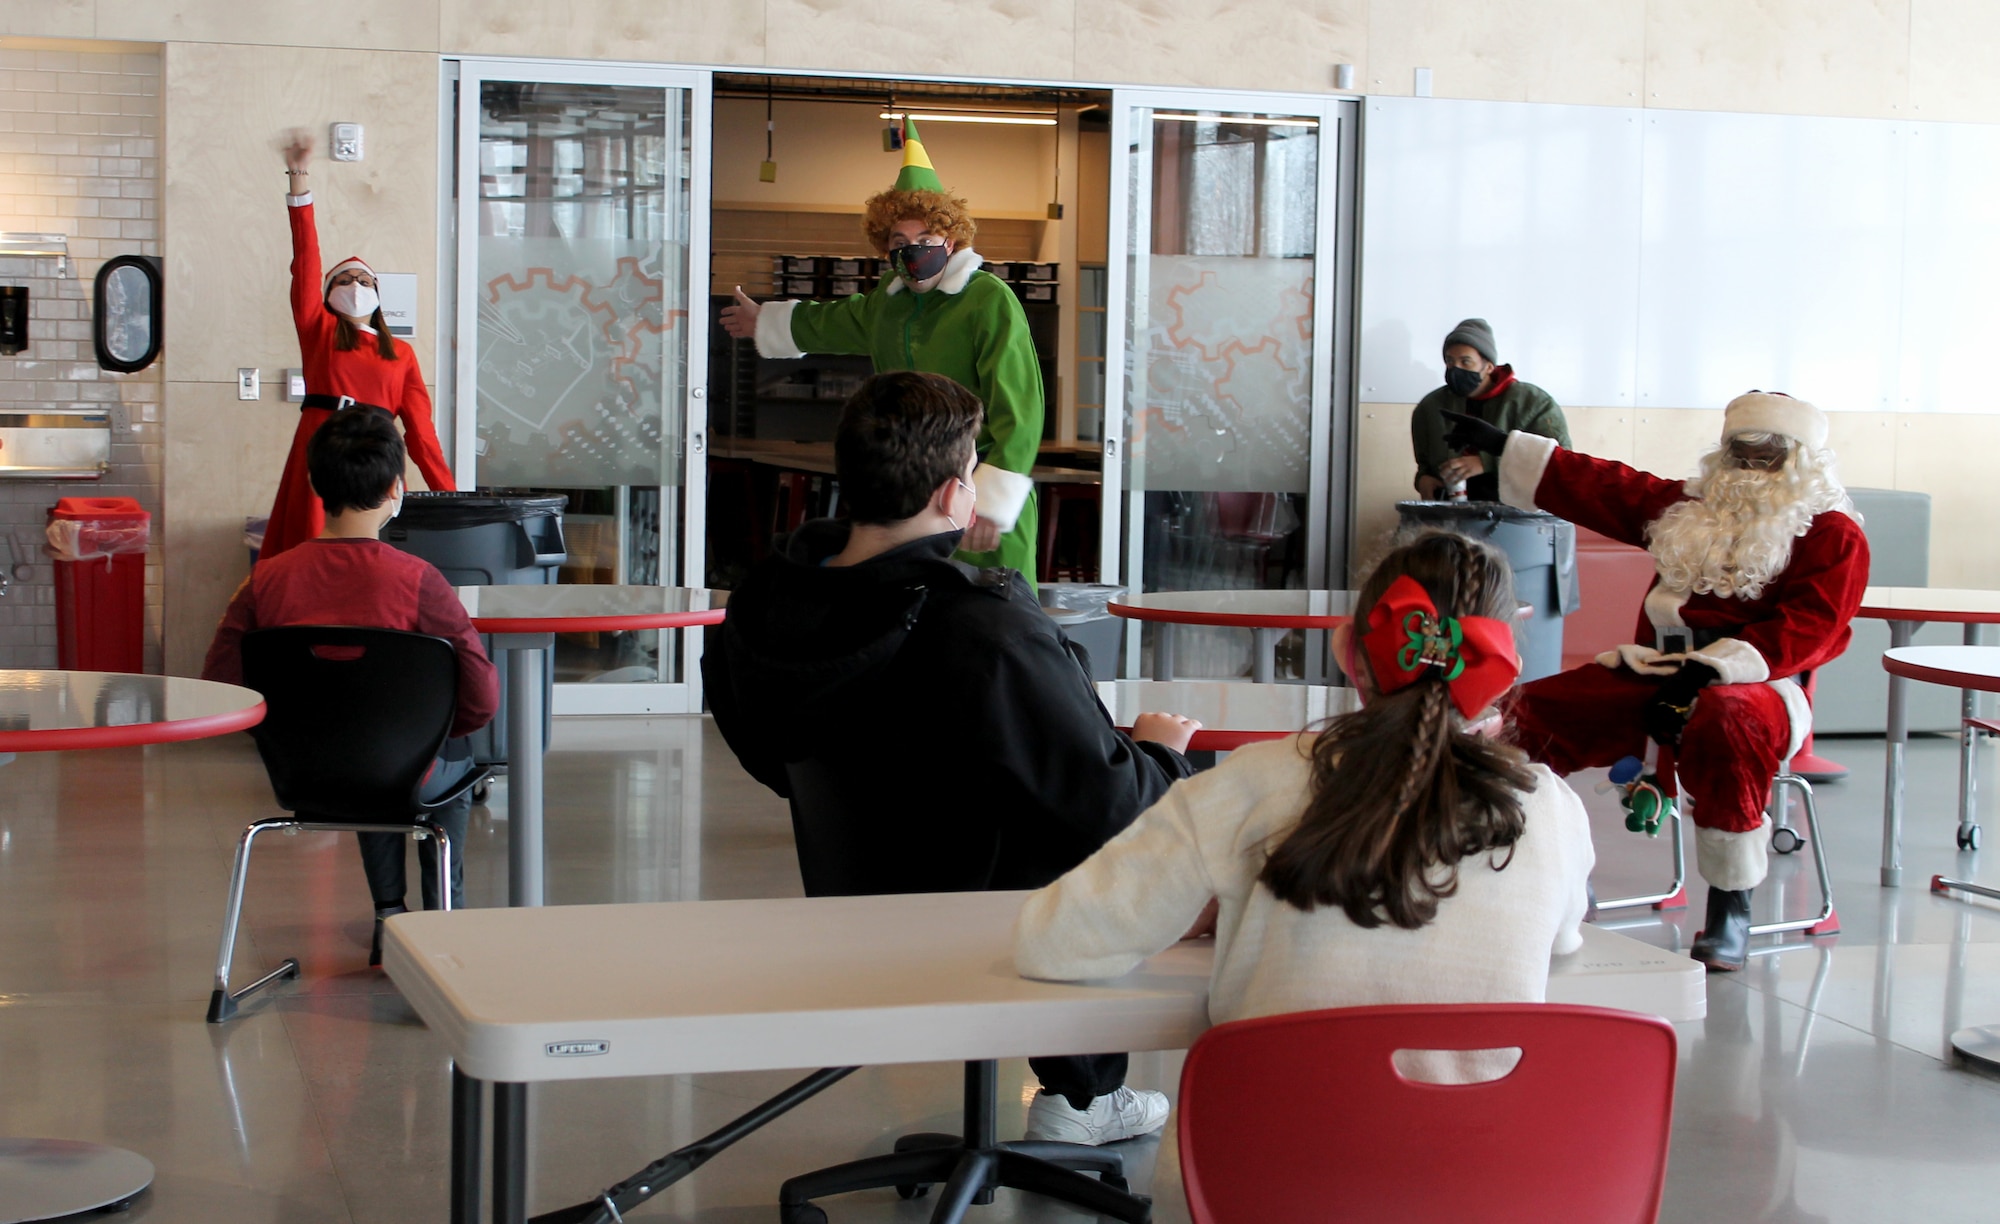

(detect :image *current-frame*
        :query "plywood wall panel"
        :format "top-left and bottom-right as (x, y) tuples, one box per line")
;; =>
(1564, 404), (1636, 465)
(96, 0), (441, 51)
(1896, 413), (2000, 587)
(2, 2), (96, 38)
(1643, 0), (1911, 119)
(1908, 0), (2000, 123)
(763, 0), (1073, 81)
(439, 0), (763, 64)
(1631, 408), (1723, 482)
(1825, 411), (1897, 490)
(1075, 0), (1365, 93)
(1350, 403), (1416, 580)
(1368, 0), (1645, 106)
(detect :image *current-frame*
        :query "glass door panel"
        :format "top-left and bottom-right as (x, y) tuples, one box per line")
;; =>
(454, 63), (711, 713)
(1106, 92), (1345, 679)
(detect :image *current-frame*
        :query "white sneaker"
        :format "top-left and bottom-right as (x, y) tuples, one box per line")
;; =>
(1023, 1086), (1170, 1145)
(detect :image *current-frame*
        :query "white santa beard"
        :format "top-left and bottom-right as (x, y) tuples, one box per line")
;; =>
(1646, 469), (1816, 601)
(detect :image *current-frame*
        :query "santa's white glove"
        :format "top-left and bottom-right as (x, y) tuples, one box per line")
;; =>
(1596, 643), (1688, 676)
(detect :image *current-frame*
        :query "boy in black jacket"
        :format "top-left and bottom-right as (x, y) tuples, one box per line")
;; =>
(705, 370), (1198, 1144)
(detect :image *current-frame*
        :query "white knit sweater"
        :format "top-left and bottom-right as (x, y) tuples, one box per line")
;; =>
(1015, 735), (1596, 1028)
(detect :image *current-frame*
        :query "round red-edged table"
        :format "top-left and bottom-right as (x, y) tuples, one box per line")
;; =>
(0, 670), (264, 1222)
(1096, 679), (1357, 751)
(1879, 646), (2000, 1075)
(1108, 591), (1355, 684)
(457, 585), (727, 907)
(1858, 588), (2000, 886)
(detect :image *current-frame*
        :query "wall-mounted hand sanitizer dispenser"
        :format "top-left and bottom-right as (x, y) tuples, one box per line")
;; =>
(0, 286), (27, 356)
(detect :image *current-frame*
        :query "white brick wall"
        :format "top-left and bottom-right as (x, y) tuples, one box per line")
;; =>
(0, 45), (161, 671)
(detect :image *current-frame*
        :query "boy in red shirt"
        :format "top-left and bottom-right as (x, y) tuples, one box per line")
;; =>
(204, 409), (497, 959)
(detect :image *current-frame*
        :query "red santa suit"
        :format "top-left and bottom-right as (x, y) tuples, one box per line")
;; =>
(1496, 423), (1868, 890)
(260, 194), (455, 562)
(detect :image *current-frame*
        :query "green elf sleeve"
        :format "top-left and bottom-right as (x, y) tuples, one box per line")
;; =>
(961, 281), (1046, 587)
(754, 292), (875, 358)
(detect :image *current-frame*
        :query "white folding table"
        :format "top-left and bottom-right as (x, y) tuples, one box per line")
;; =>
(385, 889), (1704, 1223)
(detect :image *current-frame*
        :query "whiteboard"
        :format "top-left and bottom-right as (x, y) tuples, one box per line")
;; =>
(1634, 111), (1906, 412)
(1359, 97), (1643, 407)
(1360, 96), (2000, 415)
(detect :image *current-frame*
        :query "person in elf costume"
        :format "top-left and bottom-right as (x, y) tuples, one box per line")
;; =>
(1443, 392), (1867, 971)
(720, 118), (1044, 585)
(263, 130), (456, 562)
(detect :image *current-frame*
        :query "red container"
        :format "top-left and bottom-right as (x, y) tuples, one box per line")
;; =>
(50, 496), (150, 673)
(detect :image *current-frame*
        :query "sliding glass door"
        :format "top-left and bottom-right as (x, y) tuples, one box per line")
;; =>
(450, 60), (712, 713)
(1105, 89), (1356, 679)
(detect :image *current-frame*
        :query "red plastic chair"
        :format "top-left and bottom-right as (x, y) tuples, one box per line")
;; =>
(1178, 1003), (1678, 1224)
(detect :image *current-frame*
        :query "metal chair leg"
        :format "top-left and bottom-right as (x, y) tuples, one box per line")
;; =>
(1591, 797), (1688, 913)
(425, 822), (454, 913)
(1749, 772), (1840, 939)
(208, 820), (301, 1023)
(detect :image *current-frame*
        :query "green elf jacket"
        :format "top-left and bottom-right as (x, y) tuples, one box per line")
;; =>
(755, 248), (1043, 586)
(1409, 366), (1569, 502)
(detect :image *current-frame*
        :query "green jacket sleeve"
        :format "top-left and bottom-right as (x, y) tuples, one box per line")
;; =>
(969, 280), (1045, 476)
(787, 292), (876, 356)
(1410, 392), (1453, 480)
(1515, 387), (1571, 450)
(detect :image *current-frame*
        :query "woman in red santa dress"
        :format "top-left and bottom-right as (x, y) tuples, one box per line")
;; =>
(261, 131), (455, 562)
(1442, 391), (1869, 971)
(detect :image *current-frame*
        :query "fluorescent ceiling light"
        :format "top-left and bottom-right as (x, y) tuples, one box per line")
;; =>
(879, 111), (1058, 127)
(1153, 113), (1319, 128)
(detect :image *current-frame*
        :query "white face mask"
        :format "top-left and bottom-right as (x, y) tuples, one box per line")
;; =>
(329, 282), (379, 320)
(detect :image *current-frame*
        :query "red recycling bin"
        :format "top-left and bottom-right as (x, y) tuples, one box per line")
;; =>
(48, 496), (150, 673)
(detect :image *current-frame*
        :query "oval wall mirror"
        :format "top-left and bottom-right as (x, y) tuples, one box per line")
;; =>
(93, 255), (162, 373)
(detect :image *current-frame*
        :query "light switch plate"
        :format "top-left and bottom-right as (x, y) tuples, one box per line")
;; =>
(237, 367), (260, 401)
(285, 368), (306, 402)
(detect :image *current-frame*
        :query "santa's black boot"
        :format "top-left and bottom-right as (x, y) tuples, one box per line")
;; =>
(1690, 887), (1752, 972)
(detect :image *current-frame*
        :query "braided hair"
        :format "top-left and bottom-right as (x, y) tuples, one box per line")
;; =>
(1259, 530), (1536, 929)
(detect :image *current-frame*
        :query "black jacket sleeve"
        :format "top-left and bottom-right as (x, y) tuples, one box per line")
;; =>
(964, 624), (1194, 859)
(701, 636), (792, 798)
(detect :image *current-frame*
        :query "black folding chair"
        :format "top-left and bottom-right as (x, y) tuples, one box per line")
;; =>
(207, 626), (489, 1023)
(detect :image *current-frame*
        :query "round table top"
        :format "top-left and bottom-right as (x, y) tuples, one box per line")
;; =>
(1882, 646), (2000, 694)
(457, 585), (728, 635)
(1857, 586), (2000, 624)
(1097, 679), (1357, 751)
(0, 671), (265, 753)
(1108, 590), (1356, 629)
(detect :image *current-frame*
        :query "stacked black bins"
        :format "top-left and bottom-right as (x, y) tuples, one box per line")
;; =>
(1394, 500), (1579, 683)
(382, 492), (568, 794)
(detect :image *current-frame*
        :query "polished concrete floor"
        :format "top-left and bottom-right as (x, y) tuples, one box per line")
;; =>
(5, 717), (2000, 1222)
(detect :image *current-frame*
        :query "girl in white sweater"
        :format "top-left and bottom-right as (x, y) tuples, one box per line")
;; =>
(1015, 531), (1595, 1040)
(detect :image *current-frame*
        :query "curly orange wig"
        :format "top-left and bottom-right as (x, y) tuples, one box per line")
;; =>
(861, 188), (977, 254)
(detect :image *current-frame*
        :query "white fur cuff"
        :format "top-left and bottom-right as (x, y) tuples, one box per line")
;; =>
(1771, 678), (1811, 762)
(1498, 431), (1558, 510)
(1696, 819), (1770, 891)
(1689, 637), (1770, 686)
(972, 462), (1033, 532)
(755, 299), (805, 359)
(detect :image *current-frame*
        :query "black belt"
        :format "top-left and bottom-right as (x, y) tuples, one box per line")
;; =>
(301, 393), (392, 417)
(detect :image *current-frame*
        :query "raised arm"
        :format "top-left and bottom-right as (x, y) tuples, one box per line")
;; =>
(283, 131), (325, 336)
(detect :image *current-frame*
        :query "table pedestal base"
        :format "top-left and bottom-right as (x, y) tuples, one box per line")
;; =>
(0, 1139), (153, 1223)
(1950, 1025), (2000, 1078)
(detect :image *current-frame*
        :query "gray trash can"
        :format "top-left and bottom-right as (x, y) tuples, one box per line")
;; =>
(383, 492), (568, 770)
(1040, 582), (1126, 682)
(1395, 501), (1578, 683)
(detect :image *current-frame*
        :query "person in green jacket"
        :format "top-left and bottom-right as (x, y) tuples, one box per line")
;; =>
(720, 118), (1043, 585)
(1410, 317), (1569, 502)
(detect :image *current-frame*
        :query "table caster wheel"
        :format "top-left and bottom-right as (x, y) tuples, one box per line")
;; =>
(1958, 825), (1982, 851)
(779, 1204), (827, 1224)
(1772, 827), (1804, 855)
(896, 1183), (930, 1200)
(472, 780), (491, 805)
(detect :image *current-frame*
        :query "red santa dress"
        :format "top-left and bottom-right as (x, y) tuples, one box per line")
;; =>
(260, 194), (456, 562)
(1496, 433), (1868, 888)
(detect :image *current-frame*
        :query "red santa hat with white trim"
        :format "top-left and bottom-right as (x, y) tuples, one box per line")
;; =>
(323, 256), (373, 296)
(1722, 390), (1827, 450)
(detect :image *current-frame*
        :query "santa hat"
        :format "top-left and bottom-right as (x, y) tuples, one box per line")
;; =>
(323, 256), (373, 296)
(889, 116), (945, 194)
(1723, 391), (1827, 450)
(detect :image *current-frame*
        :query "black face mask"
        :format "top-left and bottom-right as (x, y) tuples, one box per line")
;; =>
(1444, 366), (1484, 397)
(891, 242), (952, 284)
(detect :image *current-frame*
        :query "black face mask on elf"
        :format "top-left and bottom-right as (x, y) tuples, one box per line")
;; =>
(1444, 365), (1485, 397)
(891, 241), (952, 284)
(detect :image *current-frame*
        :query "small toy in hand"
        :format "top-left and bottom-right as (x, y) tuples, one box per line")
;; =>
(1605, 754), (1674, 837)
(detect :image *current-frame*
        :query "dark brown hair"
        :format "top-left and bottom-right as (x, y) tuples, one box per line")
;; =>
(1259, 530), (1536, 930)
(332, 304), (399, 360)
(834, 371), (983, 524)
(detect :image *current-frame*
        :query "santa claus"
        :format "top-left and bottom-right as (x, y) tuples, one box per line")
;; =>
(1441, 392), (1869, 971)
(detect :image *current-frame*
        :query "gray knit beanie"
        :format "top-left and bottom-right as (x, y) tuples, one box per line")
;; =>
(1443, 317), (1497, 364)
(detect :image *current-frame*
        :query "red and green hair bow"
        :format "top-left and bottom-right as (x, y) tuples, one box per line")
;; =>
(1359, 575), (1522, 718)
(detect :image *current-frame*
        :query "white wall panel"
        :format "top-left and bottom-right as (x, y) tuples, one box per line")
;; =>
(1359, 96), (1643, 407)
(1899, 121), (2000, 413)
(1634, 111), (1906, 412)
